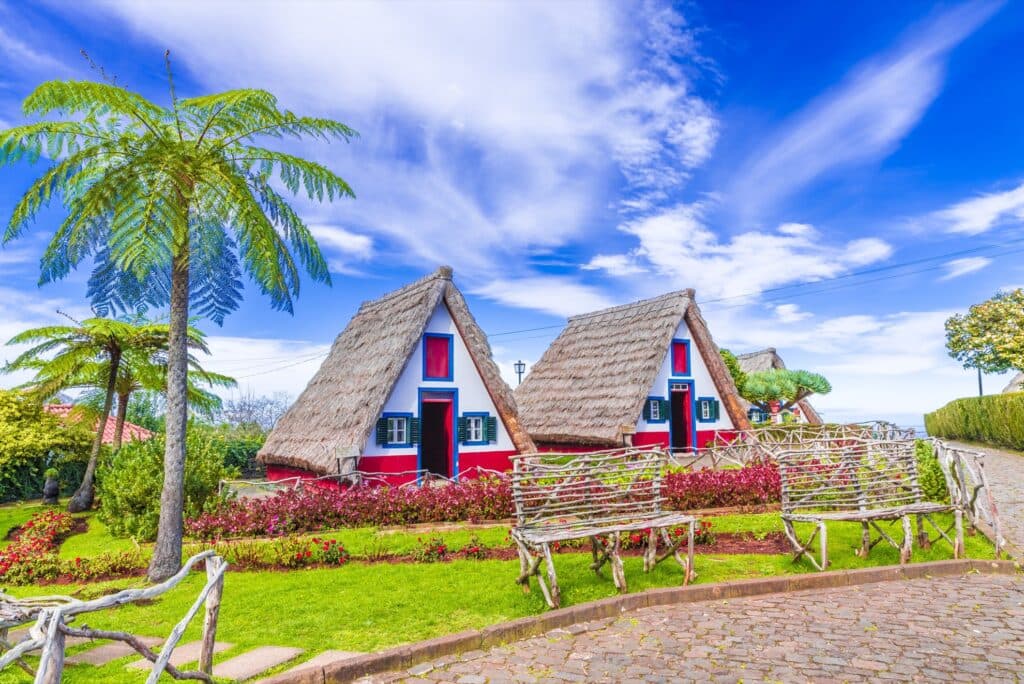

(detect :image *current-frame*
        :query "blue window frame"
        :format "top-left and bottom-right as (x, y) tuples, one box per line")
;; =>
(381, 412), (414, 448)
(696, 397), (719, 423)
(462, 411), (490, 445)
(644, 396), (667, 423)
(422, 333), (454, 381)
(670, 339), (691, 377)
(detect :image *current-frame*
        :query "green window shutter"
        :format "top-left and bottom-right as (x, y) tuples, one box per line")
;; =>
(457, 417), (468, 443)
(409, 417), (421, 444)
(659, 400), (670, 420)
(376, 418), (388, 446)
(711, 399), (721, 420)
(485, 416), (498, 443)
(642, 400), (652, 421)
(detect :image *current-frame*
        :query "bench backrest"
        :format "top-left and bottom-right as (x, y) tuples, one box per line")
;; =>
(509, 447), (668, 533)
(777, 439), (923, 514)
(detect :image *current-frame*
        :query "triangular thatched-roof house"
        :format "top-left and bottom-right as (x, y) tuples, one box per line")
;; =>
(1003, 372), (1024, 394)
(734, 348), (823, 424)
(514, 289), (750, 451)
(258, 267), (534, 484)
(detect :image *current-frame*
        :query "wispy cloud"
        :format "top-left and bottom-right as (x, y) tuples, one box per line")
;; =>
(940, 256), (992, 280)
(586, 203), (893, 300)
(731, 1), (1002, 220)
(75, 0), (722, 313)
(473, 277), (615, 318)
(308, 224), (373, 275)
(774, 303), (812, 323)
(930, 181), (1024, 235)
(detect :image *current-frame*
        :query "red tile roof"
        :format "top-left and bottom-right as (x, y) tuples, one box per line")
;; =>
(43, 404), (155, 444)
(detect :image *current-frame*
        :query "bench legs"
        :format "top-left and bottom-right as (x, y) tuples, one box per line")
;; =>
(514, 539), (561, 609)
(783, 519), (828, 571)
(914, 510), (965, 559)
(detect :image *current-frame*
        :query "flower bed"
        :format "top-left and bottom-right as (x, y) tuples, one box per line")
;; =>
(186, 465), (782, 541)
(663, 464), (780, 510)
(186, 476), (514, 540)
(0, 510), (147, 585)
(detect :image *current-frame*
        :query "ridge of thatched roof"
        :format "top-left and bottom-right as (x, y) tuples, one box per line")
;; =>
(735, 348), (823, 424)
(258, 267), (533, 473)
(514, 290), (750, 446)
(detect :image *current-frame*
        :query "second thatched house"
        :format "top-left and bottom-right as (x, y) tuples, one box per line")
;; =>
(514, 289), (750, 452)
(258, 267), (534, 485)
(734, 348), (823, 424)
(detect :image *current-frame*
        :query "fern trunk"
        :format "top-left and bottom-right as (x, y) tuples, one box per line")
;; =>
(112, 390), (130, 451)
(148, 248), (190, 581)
(68, 347), (120, 513)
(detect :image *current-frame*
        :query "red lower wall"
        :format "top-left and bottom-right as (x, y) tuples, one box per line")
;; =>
(266, 450), (516, 487)
(537, 431), (735, 453)
(458, 450), (517, 475)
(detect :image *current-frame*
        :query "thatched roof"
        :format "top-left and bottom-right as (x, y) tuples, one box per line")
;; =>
(514, 290), (750, 446)
(1003, 372), (1024, 394)
(735, 348), (823, 424)
(258, 267), (534, 473)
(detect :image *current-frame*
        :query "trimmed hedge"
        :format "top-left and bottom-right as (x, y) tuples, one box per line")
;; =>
(924, 392), (1024, 451)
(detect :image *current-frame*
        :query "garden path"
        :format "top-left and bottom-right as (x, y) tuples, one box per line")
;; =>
(360, 572), (1024, 683)
(948, 440), (1024, 557)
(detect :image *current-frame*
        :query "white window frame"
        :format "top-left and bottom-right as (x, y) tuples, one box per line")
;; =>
(387, 416), (409, 445)
(700, 400), (712, 421)
(649, 399), (660, 421)
(466, 415), (484, 443)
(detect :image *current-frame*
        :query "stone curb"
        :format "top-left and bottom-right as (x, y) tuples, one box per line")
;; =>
(262, 558), (1019, 684)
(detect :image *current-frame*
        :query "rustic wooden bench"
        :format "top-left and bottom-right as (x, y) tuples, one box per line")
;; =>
(777, 439), (964, 570)
(509, 447), (697, 609)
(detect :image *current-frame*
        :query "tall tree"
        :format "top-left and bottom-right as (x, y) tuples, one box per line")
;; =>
(77, 332), (237, 450)
(741, 369), (832, 418)
(0, 59), (355, 579)
(4, 317), (169, 511)
(945, 289), (1024, 395)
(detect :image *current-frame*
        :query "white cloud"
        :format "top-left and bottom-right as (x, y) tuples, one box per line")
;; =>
(931, 181), (1024, 235)
(472, 277), (615, 318)
(202, 335), (331, 398)
(773, 303), (811, 323)
(601, 203), (893, 300)
(86, 0), (717, 283)
(709, 307), (971, 422)
(581, 254), (647, 277)
(308, 224), (373, 274)
(731, 1), (1001, 219)
(940, 256), (992, 280)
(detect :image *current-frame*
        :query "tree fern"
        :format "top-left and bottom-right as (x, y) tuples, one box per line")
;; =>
(0, 65), (356, 579)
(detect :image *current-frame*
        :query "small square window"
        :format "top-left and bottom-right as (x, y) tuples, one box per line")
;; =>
(387, 416), (408, 445)
(466, 416), (484, 443)
(700, 401), (712, 420)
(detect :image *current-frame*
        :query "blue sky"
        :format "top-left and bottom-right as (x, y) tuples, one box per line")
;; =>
(1, 0), (1023, 426)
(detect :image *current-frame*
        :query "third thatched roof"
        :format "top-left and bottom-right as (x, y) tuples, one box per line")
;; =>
(514, 289), (750, 446)
(735, 348), (823, 424)
(258, 267), (534, 473)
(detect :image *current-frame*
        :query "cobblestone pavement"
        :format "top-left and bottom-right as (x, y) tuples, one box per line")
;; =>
(949, 441), (1024, 556)
(361, 573), (1024, 683)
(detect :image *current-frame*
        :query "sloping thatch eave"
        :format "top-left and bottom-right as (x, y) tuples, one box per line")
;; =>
(684, 301), (751, 431)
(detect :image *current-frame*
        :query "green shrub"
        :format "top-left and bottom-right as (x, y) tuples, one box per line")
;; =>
(914, 440), (948, 503)
(98, 429), (238, 541)
(924, 392), (1024, 451)
(0, 390), (92, 502)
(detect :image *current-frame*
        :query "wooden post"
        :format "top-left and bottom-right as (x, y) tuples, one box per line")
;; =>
(900, 516), (912, 564)
(38, 613), (65, 684)
(818, 522), (828, 570)
(199, 556), (225, 675)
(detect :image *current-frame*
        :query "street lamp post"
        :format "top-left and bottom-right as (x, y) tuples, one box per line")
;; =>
(514, 360), (526, 385)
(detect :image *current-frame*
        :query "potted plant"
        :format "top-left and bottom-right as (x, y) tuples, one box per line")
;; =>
(43, 467), (60, 505)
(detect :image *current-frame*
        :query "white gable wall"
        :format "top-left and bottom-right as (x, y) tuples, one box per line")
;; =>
(361, 301), (515, 458)
(636, 317), (735, 436)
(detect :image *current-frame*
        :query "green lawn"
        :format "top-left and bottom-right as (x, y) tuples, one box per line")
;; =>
(0, 509), (996, 683)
